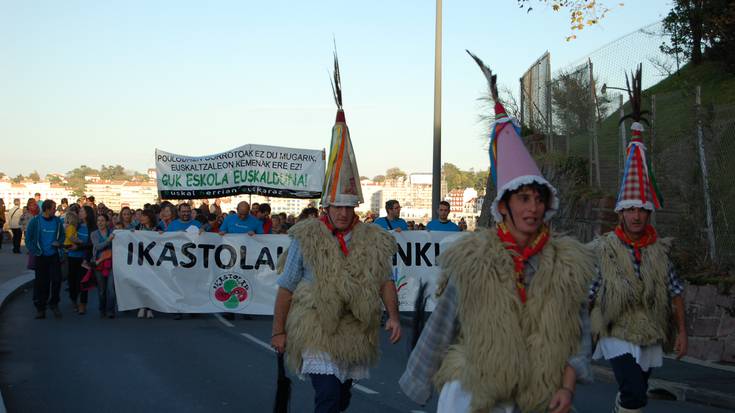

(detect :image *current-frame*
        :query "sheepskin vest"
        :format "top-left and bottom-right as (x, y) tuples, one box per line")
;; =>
(433, 229), (594, 413)
(281, 218), (396, 375)
(590, 232), (673, 346)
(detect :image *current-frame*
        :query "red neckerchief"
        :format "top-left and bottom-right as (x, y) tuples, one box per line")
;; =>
(496, 222), (550, 304)
(614, 224), (657, 263)
(320, 214), (359, 256)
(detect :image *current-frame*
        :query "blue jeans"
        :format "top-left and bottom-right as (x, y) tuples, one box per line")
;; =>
(310, 374), (353, 413)
(609, 353), (652, 409)
(94, 270), (116, 315)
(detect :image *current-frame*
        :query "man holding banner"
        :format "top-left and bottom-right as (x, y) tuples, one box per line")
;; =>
(218, 201), (263, 235)
(271, 56), (401, 413)
(400, 54), (594, 413)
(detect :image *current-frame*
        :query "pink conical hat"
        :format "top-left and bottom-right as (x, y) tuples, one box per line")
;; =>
(490, 102), (559, 222)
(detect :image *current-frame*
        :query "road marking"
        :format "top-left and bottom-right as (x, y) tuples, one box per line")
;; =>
(410, 410), (427, 413)
(241, 333), (275, 352)
(214, 313), (234, 328)
(238, 332), (380, 396)
(353, 384), (379, 395)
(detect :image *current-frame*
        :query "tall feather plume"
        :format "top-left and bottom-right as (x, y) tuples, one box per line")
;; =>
(330, 43), (343, 110)
(466, 49), (498, 102)
(619, 63), (650, 126)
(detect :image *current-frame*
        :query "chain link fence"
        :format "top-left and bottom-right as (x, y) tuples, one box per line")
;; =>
(519, 21), (734, 271)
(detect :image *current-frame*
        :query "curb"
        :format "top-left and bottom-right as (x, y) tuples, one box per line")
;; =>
(0, 271), (35, 413)
(592, 365), (735, 411)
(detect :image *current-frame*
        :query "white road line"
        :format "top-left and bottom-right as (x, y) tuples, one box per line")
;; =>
(241, 333), (275, 352)
(238, 332), (380, 395)
(353, 384), (379, 395)
(214, 313), (234, 328)
(410, 410), (427, 413)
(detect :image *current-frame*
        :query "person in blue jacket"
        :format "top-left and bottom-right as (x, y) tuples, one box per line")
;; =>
(426, 201), (460, 232)
(26, 199), (66, 319)
(166, 203), (202, 232)
(219, 201), (263, 235)
(373, 199), (408, 232)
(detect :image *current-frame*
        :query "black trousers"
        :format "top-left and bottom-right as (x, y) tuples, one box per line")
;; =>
(67, 256), (88, 304)
(609, 353), (652, 409)
(11, 228), (22, 253)
(310, 374), (353, 413)
(33, 254), (62, 311)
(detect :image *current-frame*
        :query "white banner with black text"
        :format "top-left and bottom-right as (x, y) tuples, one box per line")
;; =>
(112, 230), (466, 314)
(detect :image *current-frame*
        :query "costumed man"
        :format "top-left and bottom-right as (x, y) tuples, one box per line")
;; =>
(589, 65), (687, 413)
(271, 53), (401, 413)
(399, 51), (596, 413)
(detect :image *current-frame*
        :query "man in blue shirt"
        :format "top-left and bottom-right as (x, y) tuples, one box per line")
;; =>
(426, 201), (460, 232)
(219, 201), (264, 235)
(373, 199), (408, 232)
(166, 203), (202, 232)
(26, 200), (65, 319)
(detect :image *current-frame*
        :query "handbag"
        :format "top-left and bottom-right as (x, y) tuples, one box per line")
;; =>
(80, 268), (97, 291)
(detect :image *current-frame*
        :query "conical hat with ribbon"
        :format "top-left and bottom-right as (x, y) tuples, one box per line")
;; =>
(322, 53), (363, 208)
(467, 51), (559, 222)
(615, 121), (663, 212)
(615, 65), (663, 212)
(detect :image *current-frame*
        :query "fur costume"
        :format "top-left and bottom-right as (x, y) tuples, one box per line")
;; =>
(590, 232), (673, 346)
(432, 229), (594, 413)
(281, 218), (396, 375)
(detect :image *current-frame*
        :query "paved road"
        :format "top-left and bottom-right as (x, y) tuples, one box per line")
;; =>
(0, 284), (731, 413)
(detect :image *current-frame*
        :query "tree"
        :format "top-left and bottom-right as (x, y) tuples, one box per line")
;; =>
(517, 1), (619, 41)
(28, 171), (41, 183)
(661, 0), (735, 68)
(372, 175), (386, 183)
(385, 167), (407, 181)
(11, 174), (23, 184)
(47, 175), (63, 185)
(0, 172), (5, 180)
(67, 165), (99, 180)
(99, 164), (128, 180)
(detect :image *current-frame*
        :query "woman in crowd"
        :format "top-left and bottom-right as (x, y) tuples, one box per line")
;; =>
(133, 209), (157, 318)
(69, 205), (96, 315)
(270, 214), (284, 234)
(156, 203), (175, 232)
(119, 206), (135, 230)
(91, 213), (116, 318)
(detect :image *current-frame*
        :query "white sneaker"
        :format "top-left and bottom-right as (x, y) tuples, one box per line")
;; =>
(146, 309), (154, 319)
(137, 308), (145, 318)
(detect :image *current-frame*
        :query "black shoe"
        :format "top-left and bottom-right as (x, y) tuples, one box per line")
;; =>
(35, 310), (46, 319)
(107, 313), (115, 319)
(100, 312), (107, 318)
(51, 307), (62, 319)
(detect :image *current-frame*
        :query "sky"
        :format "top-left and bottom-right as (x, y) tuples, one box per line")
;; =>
(0, 0), (675, 179)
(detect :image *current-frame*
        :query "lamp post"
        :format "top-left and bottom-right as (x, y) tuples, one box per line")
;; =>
(431, 0), (442, 221)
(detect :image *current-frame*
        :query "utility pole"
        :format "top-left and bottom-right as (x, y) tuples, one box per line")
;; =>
(431, 0), (442, 221)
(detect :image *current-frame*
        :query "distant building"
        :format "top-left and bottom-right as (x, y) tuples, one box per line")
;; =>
(0, 181), (74, 206)
(356, 173), (447, 223)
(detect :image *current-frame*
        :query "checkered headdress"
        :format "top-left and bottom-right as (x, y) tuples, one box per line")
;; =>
(615, 65), (663, 212)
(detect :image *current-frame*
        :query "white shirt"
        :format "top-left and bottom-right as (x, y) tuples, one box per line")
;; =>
(592, 337), (663, 372)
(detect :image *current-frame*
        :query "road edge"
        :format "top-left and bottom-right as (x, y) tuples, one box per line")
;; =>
(592, 364), (735, 411)
(0, 271), (35, 413)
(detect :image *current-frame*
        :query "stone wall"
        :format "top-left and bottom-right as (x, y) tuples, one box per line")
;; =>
(684, 284), (735, 363)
